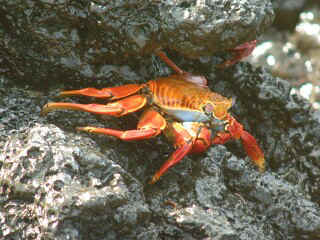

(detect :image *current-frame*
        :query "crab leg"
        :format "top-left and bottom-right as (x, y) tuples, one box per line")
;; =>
(217, 40), (257, 68)
(60, 83), (145, 99)
(150, 142), (193, 184)
(212, 115), (265, 172)
(77, 108), (166, 141)
(150, 122), (197, 184)
(155, 50), (184, 75)
(41, 95), (147, 117)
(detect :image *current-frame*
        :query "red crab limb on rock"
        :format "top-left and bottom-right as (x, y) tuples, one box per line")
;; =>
(212, 115), (265, 172)
(42, 50), (265, 183)
(218, 40), (257, 68)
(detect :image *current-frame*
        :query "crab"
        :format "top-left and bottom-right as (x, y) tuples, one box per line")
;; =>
(42, 48), (265, 184)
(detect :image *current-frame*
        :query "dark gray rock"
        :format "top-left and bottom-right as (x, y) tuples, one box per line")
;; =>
(1, 123), (151, 239)
(2, 58), (320, 239)
(0, 0), (274, 85)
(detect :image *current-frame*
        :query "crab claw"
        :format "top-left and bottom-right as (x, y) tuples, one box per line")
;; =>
(212, 115), (265, 172)
(239, 130), (265, 172)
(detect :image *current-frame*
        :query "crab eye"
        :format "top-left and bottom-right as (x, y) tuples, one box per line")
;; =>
(231, 97), (236, 107)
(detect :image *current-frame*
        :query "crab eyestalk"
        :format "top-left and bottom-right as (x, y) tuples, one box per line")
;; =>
(213, 115), (265, 172)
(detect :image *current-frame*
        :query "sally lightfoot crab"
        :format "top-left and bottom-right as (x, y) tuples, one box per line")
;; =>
(42, 50), (265, 183)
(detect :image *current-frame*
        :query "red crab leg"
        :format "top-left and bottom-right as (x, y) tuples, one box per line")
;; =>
(41, 95), (147, 117)
(155, 50), (184, 75)
(217, 40), (257, 68)
(212, 115), (265, 172)
(60, 83), (145, 100)
(150, 142), (193, 184)
(155, 50), (208, 87)
(149, 122), (196, 184)
(77, 108), (166, 141)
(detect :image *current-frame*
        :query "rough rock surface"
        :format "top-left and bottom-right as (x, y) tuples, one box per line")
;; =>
(0, 0), (274, 85)
(1, 1), (320, 240)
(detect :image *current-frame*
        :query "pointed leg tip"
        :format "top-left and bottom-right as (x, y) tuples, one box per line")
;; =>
(149, 175), (160, 184)
(40, 103), (53, 116)
(259, 166), (265, 173)
(59, 90), (76, 96)
(76, 126), (93, 132)
(40, 110), (47, 116)
(255, 156), (265, 173)
(40, 109), (47, 116)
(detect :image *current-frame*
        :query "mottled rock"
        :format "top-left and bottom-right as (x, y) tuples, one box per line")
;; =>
(0, 0), (274, 85)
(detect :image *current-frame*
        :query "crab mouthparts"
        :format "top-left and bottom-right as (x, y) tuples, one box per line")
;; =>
(209, 118), (225, 131)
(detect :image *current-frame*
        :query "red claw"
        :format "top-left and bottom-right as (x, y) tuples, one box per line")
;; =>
(239, 130), (265, 172)
(213, 115), (265, 172)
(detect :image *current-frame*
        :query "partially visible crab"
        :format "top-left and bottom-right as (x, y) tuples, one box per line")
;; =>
(42, 48), (264, 183)
(218, 40), (257, 68)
